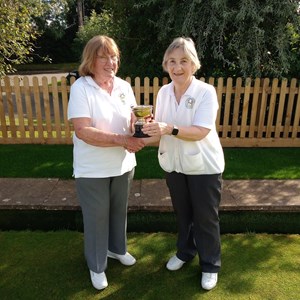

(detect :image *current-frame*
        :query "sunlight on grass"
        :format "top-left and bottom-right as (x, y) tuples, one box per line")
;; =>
(1, 116), (70, 139)
(265, 166), (300, 179)
(0, 145), (299, 179)
(32, 162), (68, 172)
(0, 231), (299, 300)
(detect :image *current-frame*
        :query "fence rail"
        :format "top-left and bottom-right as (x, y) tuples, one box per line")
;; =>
(0, 75), (299, 147)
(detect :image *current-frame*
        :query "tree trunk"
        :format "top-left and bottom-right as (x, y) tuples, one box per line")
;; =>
(77, 0), (84, 27)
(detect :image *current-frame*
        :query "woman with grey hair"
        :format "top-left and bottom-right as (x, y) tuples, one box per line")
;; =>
(68, 35), (145, 290)
(143, 37), (225, 290)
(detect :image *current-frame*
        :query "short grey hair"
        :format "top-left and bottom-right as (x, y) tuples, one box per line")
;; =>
(162, 37), (201, 74)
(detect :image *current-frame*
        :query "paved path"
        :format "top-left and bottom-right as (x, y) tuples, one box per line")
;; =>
(1, 178), (300, 212)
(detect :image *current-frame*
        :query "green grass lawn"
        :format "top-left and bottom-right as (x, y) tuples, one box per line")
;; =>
(0, 231), (299, 300)
(1, 146), (299, 299)
(0, 145), (299, 179)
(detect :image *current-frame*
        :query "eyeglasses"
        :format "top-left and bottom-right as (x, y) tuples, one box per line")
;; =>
(96, 55), (118, 64)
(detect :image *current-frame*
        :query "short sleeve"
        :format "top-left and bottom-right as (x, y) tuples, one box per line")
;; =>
(67, 79), (91, 120)
(193, 85), (219, 129)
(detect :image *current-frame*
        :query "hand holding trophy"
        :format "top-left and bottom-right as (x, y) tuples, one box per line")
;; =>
(132, 105), (153, 138)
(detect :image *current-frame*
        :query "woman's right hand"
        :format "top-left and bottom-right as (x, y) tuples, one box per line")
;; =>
(124, 136), (146, 153)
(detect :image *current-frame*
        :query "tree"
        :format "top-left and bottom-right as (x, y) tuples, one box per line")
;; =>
(0, 0), (45, 76)
(33, 0), (77, 64)
(77, 0), (84, 27)
(72, 9), (122, 61)
(32, 0), (106, 64)
(102, 0), (168, 78)
(137, 0), (300, 78)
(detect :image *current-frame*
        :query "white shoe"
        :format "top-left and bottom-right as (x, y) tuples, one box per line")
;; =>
(107, 250), (136, 266)
(90, 270), (108, 290)
(201, 272), (218, 290)
(166, 255), (185, 271)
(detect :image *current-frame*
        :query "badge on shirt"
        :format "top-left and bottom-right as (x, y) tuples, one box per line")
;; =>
(185, 97), (195, 109)
(119, 93), (126, 104)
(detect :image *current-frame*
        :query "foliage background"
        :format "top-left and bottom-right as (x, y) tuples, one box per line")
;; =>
(0, 0), (45, 76)
(1, 0), (300, 79)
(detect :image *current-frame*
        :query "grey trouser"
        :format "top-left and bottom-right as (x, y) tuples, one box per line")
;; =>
(166, 172), (222, 273)
(76, 169), (134, 273)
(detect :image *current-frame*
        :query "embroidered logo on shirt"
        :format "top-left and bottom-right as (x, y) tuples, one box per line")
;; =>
(185, 97), (195, 109)
(119, 93), (126, 104)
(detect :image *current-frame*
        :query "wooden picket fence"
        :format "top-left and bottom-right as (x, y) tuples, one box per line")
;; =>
(0, 75), (299, 147)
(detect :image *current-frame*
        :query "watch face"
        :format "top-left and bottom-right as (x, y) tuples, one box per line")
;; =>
(172, 127), (179, 136)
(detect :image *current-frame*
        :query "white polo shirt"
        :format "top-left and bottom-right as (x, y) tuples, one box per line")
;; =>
(155, 77), (225, 175)
(68, 76), (137, 178)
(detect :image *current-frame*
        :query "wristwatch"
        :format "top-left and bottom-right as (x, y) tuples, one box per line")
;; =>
(171, 125), (179, 136)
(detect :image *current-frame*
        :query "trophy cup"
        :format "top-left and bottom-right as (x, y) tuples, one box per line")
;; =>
(132, 105), (153, 138)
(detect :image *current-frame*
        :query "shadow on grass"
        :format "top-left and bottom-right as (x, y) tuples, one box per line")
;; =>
(1, 210), (300, 234)
(0, 232), (299, 300)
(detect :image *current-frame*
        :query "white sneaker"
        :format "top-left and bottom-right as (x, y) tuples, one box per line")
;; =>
(201, 272), (218, 290)
(107, 250), (136, 266)
(166, 255), (185, 271)
(90, 270), (108, 290)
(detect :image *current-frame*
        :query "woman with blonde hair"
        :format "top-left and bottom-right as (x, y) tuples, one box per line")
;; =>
(68, 35), (145, 290)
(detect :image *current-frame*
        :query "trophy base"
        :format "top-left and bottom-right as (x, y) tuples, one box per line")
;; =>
(133, 124), (150, 138)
